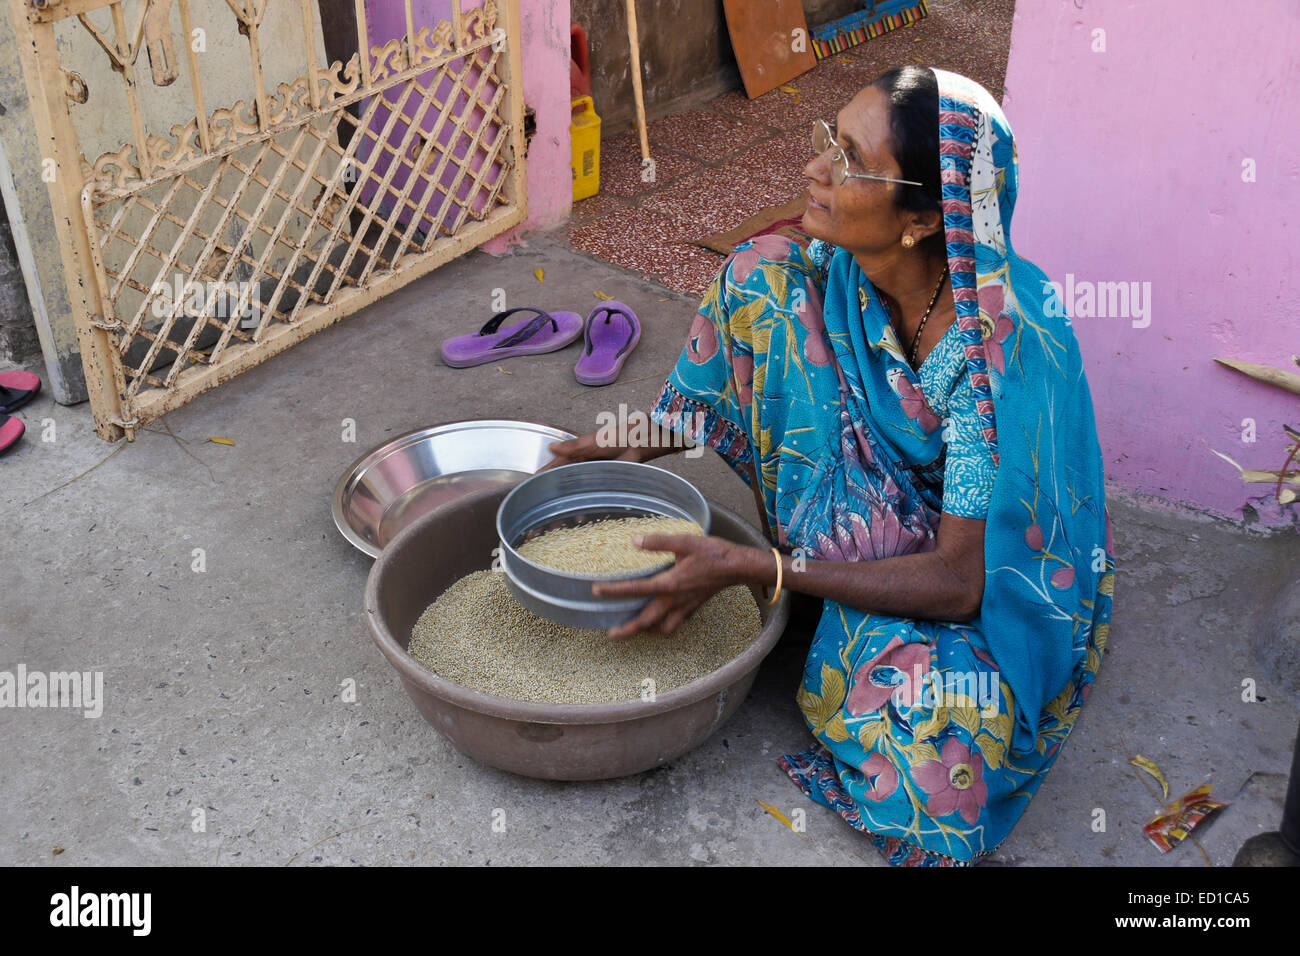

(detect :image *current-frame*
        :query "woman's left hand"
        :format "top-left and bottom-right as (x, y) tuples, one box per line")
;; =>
(592, 534), (754, 640)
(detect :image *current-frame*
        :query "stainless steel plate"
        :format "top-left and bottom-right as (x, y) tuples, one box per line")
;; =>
(333, 420), (575, 558)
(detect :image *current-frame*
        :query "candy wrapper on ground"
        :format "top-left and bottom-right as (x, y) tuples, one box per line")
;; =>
(1142, 784), (1230, 853)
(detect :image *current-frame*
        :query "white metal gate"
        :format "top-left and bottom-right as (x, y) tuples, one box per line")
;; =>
(10, 0), (526, 439)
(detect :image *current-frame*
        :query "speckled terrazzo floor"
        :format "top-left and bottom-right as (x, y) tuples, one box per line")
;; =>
(560, 0), (1015, 298)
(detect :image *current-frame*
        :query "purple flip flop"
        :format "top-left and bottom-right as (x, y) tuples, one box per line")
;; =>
(441, 307), (583, 368)
(575, 301), (641, 386)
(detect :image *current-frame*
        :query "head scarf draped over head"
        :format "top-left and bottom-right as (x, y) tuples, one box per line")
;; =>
(928, 68), (1113, 754)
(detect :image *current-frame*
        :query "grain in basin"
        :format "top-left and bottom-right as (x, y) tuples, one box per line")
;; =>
(408, 571), (762, 704)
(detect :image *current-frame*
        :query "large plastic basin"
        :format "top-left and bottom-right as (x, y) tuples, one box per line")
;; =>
(364, 487), (789, 780)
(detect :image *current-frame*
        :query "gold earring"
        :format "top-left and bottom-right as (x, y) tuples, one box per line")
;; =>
(902, 235), (916, 249)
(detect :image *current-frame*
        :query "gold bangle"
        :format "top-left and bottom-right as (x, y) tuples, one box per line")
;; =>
(766, 546), (783, 606)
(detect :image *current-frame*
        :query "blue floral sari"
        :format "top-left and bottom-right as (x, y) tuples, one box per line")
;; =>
(651, 70), (1115, 865)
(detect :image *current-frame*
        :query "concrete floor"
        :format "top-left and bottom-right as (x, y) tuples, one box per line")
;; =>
(2, 235), (1296, 866)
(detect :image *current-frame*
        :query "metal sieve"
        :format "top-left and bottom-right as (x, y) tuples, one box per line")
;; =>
(496, 460), (711, 629)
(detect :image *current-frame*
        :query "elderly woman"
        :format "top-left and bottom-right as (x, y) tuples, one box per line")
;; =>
(549, 66), (1114, 866)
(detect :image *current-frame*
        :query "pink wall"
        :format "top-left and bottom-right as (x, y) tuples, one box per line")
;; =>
(365, 0), (571, 252)
(1002, 1), (1298, 527)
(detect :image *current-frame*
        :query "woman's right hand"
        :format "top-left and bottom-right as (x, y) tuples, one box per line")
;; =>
(541, 431), (645, 472)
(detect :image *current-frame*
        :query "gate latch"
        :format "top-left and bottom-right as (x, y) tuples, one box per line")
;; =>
(89, 314), (124, 333)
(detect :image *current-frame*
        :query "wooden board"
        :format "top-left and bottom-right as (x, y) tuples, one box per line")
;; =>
(723, 0), (817, 99)
(688, 191), (809, 255)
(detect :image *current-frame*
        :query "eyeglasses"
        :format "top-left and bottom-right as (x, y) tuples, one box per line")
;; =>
(812, 119), (923, 187)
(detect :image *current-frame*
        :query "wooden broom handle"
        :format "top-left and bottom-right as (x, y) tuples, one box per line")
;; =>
(625, 0), (650, 163)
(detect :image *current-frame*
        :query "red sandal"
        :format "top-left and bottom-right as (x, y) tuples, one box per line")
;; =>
(0, 413), (24, 455)
(0, 370), (40, 415)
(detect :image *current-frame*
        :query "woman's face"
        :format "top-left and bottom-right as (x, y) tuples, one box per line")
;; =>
(802, 85), (922, 254)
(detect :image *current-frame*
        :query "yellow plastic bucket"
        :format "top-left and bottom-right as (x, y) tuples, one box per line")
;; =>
(571, 96), (601, 201)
